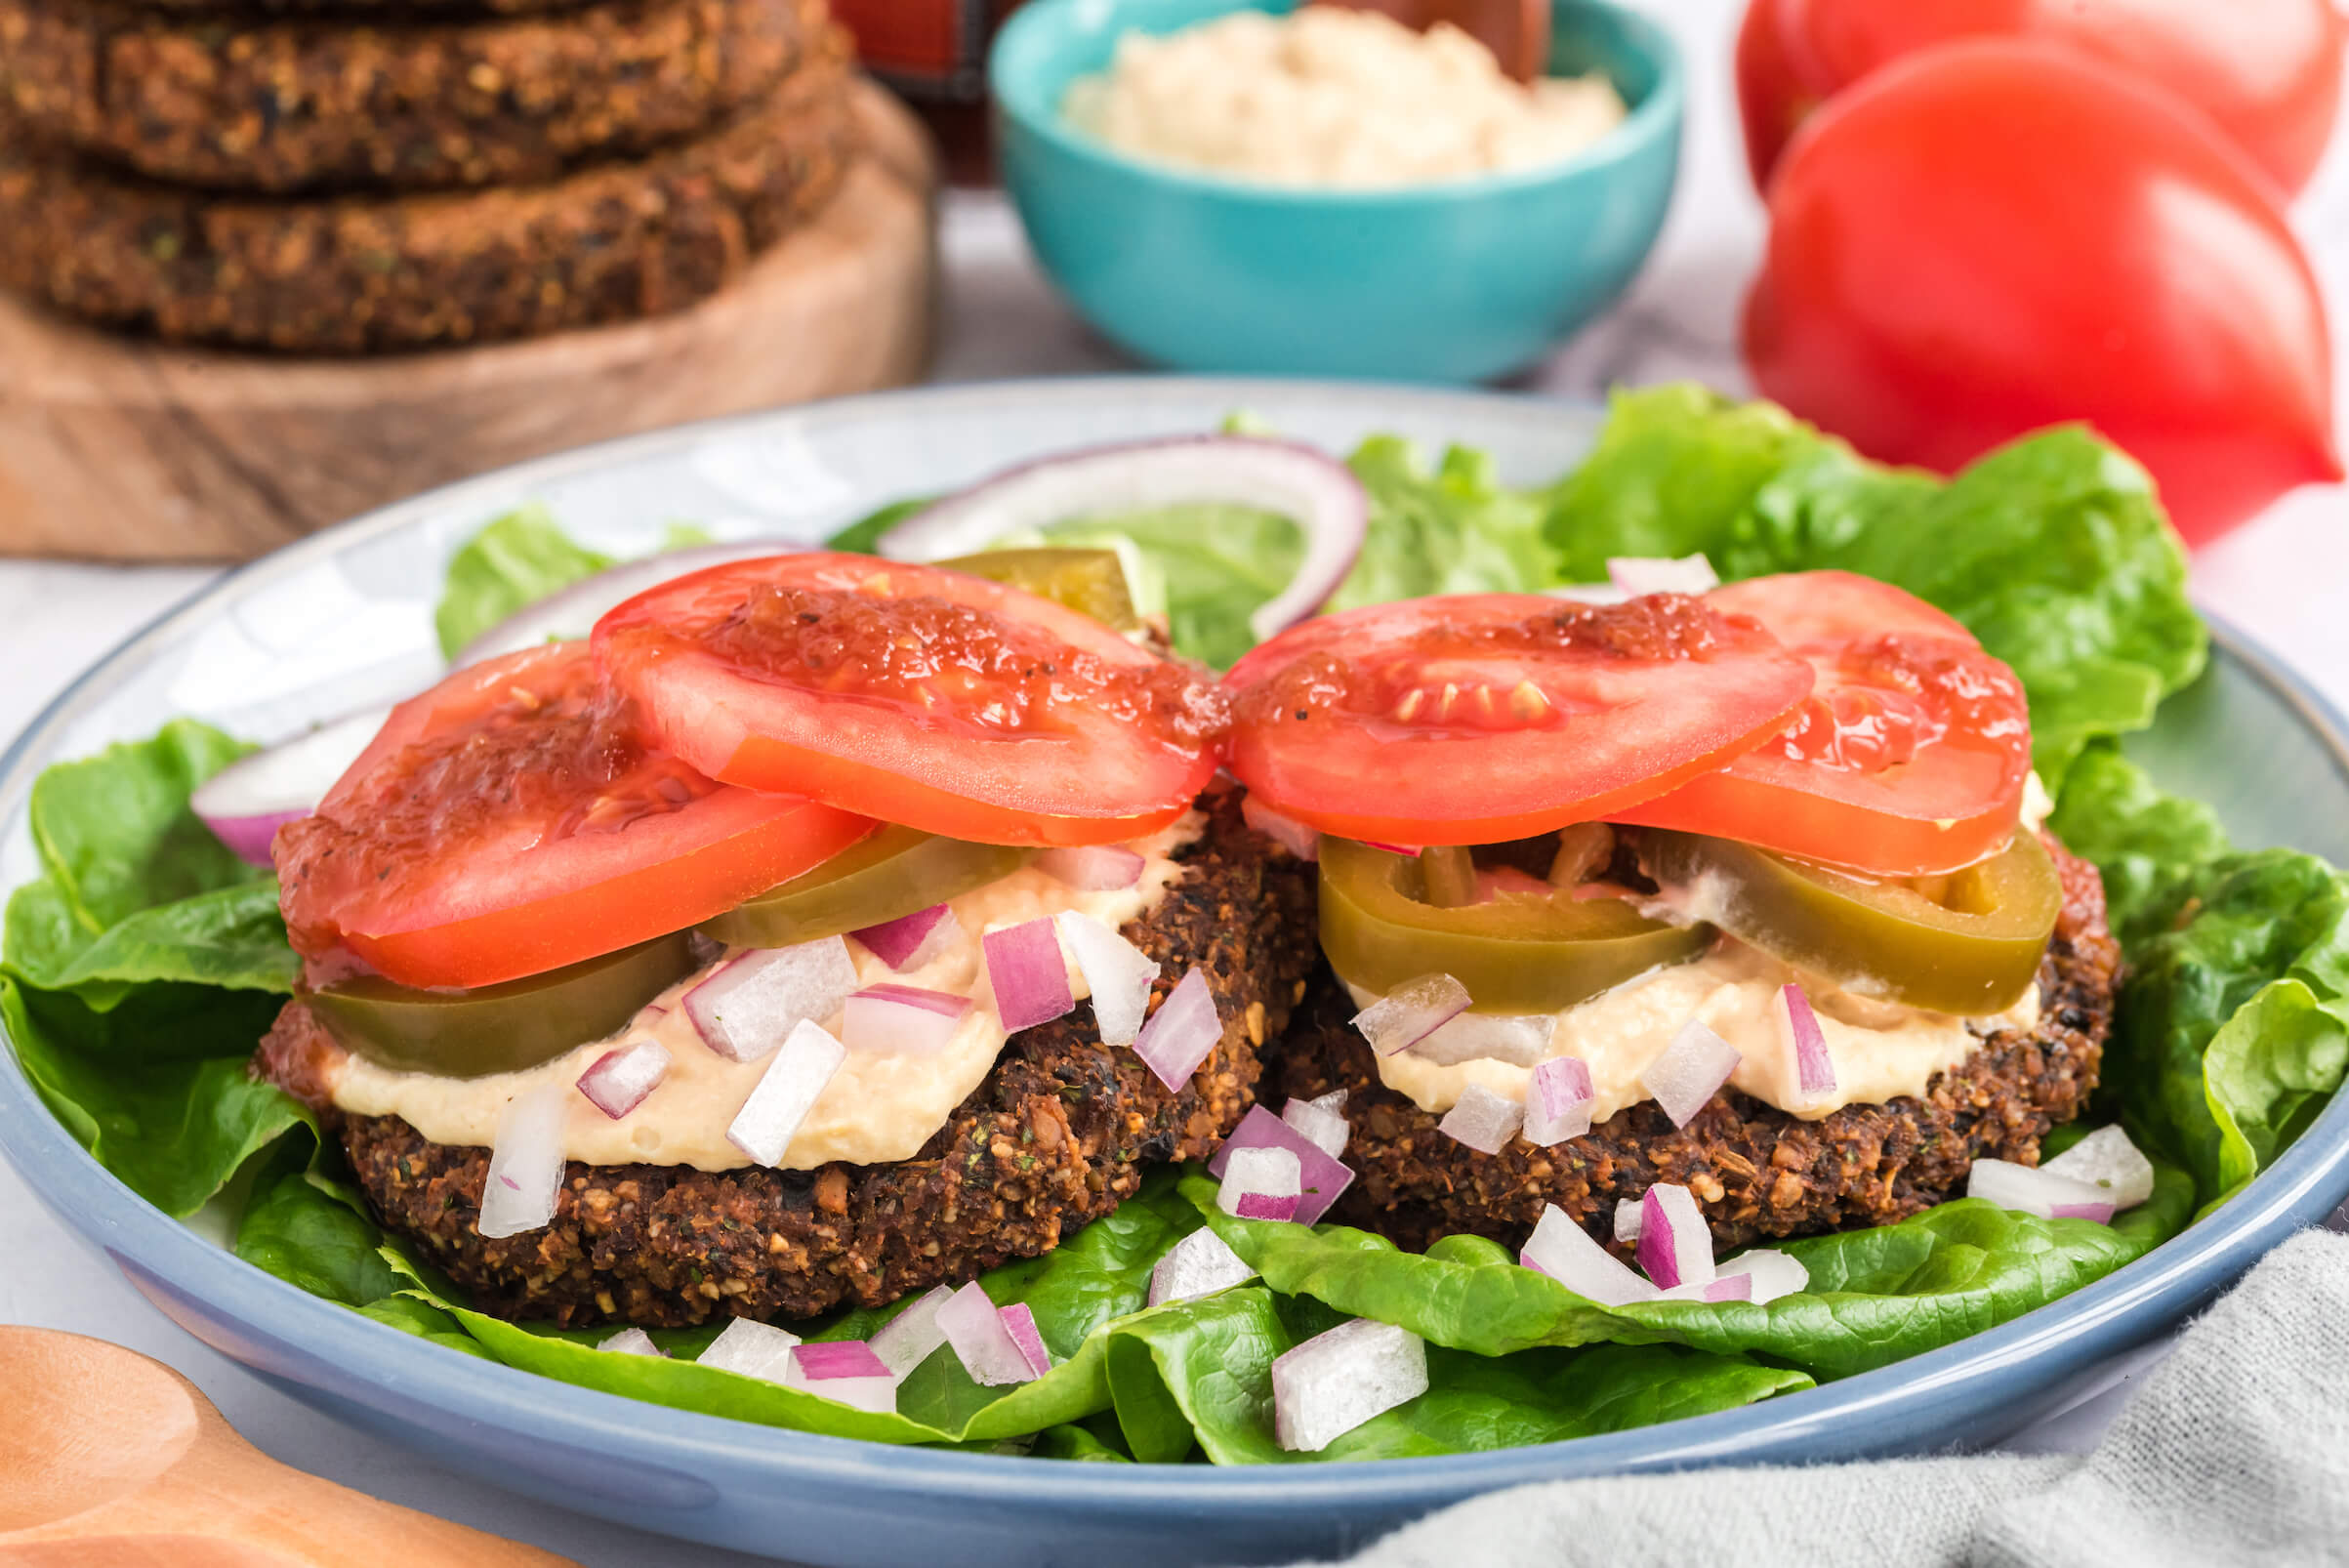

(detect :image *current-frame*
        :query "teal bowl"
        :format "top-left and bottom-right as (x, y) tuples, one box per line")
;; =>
(991, 0), (1685, 383)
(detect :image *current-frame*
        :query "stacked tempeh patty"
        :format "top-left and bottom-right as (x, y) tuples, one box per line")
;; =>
(0, 0), (860, 349)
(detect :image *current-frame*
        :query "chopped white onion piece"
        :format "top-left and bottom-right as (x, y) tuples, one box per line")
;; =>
(1149, 1227), (1257, 1306)
(2040, 1125), (2157, 1211)
(1520, 1204), (1655, 1306)
(1613, 1198), (1644, 1244)
(999, 1303), (1053, 1380)
(1405, 1010), (1555, 1067)
(576, 1041), (671, 1121)
(1703, 1274), (1752, 1302)
(1775, 982), (1835, 1106)
(1217, 1146), (1303, 1222)
(937, 1281), (1034, 1386)
(1640, 1018), (1741, 1129)
(1308, 1089), (1348, 1115)
(684, 938), (858, 1063)
(843, 984), (969, 1054)
(1131, 965), (1221, 1091)
(1241, 796), (1321, 861)
(1280, 1095), (1350, 1160)
(1635, 1184), (1714, 1291)
(1968, 1157), (2120, 1222)
(724, 1019), (845, 1167)
(1208, 1105), (1354, 1224)
(1036, 844), (1145, 890)
(477, 1083), (567, 1239)
(1437, 1084), (1524, 1156)
(1523, 1055), (1594, 1146)
(851, 903), (961, 971)
(1271, 1318), (1428, 1453)
(1350, 973), (1471, 1056)
(1716, 1248), (1808, 1304)
(982, 918), (1075, 1033)
(869, 1285), (955, 1381)
(1055, 910), (1161, 1048)
(792, 1341), (898, 1413)
(1606, 554), (1719, 596)
(598, 1328), (666, 1357)
(697, 1317), (802, 1382)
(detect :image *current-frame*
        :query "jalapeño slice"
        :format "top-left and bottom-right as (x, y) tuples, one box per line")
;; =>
(1634, 829), (2062, 1015)
(308, 931), (695, 1078)
(1319, 835), (1710, 1014)
(934, 548), (1140, 631)
(697, 824), (1032, 949)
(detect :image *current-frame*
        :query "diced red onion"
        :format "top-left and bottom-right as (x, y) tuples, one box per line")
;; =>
(1280, 1095), (1349, 1160)
(189, 705), (390, 865)
(843, 984), (969, 1054)
(1606, 555), (1719, 596)
(982, 918), (1076, 1033)
(1639, 1018), (1741, 1129)
(791, 1341), (898, 1413)
(850, 903), (961, 971)
(685, 938), (858, 1063)
(1716, 1248), (1808, 1304)
(1521, 1204), (1656, 1306)
(1613, 1198), (1643, 1244)
(999, 1302), (1053, 1380)
(576, 1041), (672, 1121)
(1055, 911), (1160, 1048)
(870, 1285), (955, 1381)
(598, 1327), (666, 1357)
(1218, 1145), (1303, 1222)
(2040, 1126), (2157, 1211)
(1635, 1184), (1715, 1291)
(1702, 1274), (1753, 1303)
(1361, 840), (1423, 857)
(455, 542), (797, 666)
(937, 1281), (1034, 1386)
(1271, 1318), (1428, 1454)
(1437, 1084), (1523, 1155)
(1350, 973), (1470, 1057)
(874, 435), (1371, 643)
(698, 1317), (801, 1382)
(1522, 1055), (1594, 1146)
(724, 1019), (845, 1167)
(1242, 797), (1321, 862)
(1405, 1011), (1555, 1067)
(1308, 1089), (1347, 1114)
(1035, 844), (1144, 890)
(1208, 1105), (1355, 1224)
(1775, 983), (1835, 1105)
(1132, 966), (1222, 1091)
(1968, 1158), (2118, 1223)
(478, 1083), (567, 1239)
(1149, 1226), (1257, 1306)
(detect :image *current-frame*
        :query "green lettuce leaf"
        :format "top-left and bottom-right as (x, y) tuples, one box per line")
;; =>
(1327, 439), (1563, 613)
(2047, 745), (2231, 941)
(433, 505), (614, 659)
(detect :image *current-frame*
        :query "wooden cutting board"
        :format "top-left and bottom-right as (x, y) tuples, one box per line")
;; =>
(0, 78), (939, 562)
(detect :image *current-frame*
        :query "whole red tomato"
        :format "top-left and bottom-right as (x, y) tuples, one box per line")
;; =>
(1745, 40), (2341, 546)
(1737, 0), (2347, 196)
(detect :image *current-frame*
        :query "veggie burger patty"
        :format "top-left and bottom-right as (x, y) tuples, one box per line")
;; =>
(1272, 829), (2119, 1254)
(256, 790), (1317, 1328)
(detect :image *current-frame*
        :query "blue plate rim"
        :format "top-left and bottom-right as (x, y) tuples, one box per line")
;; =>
(0, 374), (2343, 1511)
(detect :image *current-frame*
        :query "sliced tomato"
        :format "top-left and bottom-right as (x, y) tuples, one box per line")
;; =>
(593, 553), (1224, 847)
(1610, 571), (2030, 874)
(275, 643), (872, 990)
(1221, 594), (1816, 846)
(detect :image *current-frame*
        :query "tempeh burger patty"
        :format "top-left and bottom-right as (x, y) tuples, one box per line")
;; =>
(255, 789), (1317, 1328)
(1270, 831), (2120, 1256)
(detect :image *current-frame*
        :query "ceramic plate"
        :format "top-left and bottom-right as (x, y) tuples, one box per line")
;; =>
(4, 380), (2347, 1568)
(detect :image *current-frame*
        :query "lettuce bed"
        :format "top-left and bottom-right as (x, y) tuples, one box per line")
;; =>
(5, 387), (2343, 1465)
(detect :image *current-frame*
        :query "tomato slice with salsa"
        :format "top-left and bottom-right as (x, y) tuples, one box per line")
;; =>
(593, 554), (1225, 846)
(1221, 594), (1816, 846)
(276, 643), (872, 990)
(1610, 571), (2031, 875)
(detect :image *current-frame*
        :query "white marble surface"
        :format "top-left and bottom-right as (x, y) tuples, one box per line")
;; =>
(0, 2), (2344, 1563)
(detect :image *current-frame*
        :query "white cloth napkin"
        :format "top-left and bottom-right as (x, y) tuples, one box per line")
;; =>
(1308, 1230), (2349, 1568)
